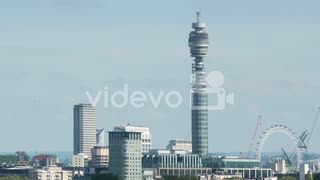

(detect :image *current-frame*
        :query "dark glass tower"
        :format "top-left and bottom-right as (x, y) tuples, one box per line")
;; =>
(188, 12), (209, 157)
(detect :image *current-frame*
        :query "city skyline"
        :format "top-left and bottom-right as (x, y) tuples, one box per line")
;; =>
(0, 0), (320, 154)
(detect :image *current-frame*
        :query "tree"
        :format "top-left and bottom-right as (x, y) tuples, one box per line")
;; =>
(91, 173), (118, 180)
(163, 175), (197, 180)
(313, 173), (320, 180)
(306, 173), (314, 180)
(280, 176), (297, 180)
(0, 176), (29, 180)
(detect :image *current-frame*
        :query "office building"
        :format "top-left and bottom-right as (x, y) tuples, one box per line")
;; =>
(109, 131), (142, 180)
(74, 104), (96, 156)
(189, 12), (209, 157)
(45, 155), (58, 167)
(29, 166), (72, 180)
(142, 149), (211, 177)
(72, 153), (89, 168)
(167, 139), (192, 153)
(114, 125), (151, 153)
(90, 146), (109, 168)
(203, 156), (272, 179)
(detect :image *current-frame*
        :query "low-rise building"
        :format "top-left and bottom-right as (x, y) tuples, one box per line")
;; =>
(167, 139), (192, 153)
(72, 153), (89, 168)
(46, 155), (59, 167)
(29, 166), (72, 180)
(203, 156), (272, 179)
(142, 149), (211, 177)
(32, 154), (58, 167)
(267, 158), (287, 174)
(306, 159), (320, 173)
(90, 146), (109, 168)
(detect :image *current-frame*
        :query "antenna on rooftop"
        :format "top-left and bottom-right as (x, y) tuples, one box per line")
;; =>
(196, 11), (200, 23)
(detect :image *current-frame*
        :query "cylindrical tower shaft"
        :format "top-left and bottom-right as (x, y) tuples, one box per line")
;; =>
(188, 12), (209, 157)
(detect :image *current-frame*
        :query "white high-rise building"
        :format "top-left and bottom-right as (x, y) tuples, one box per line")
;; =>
(114, 125), (151, 153)
(73, 104), (96, 156)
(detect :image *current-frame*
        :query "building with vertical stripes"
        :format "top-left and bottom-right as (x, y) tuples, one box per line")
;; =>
(73, 104), (96, 156)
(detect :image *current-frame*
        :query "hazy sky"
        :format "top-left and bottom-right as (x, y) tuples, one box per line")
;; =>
(0, 0), (320, 155)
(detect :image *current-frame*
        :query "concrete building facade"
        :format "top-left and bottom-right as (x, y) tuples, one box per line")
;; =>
(203, 156), (272, 179)
(73, 104), (96, 156)
(45, 155), (58, 167)
(72, 153), (89, 168)
(29, 167), (72, 180)
(114, 125), (151, 154)
(167, 139), (192, 153)
(90, 146), (109, 168)
(109, 131), (142, 180)
(267, 158), (287, 174)
(142, 149), (211, 177)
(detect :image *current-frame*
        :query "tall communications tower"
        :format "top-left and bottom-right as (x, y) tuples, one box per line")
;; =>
(189, 12), (209, 157)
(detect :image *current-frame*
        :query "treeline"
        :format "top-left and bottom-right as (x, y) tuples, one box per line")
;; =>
(0, 176), (28, 180)
(163, 175), (198, 180)
(91, 173), (118, 180)
(280, 173), (320, 180)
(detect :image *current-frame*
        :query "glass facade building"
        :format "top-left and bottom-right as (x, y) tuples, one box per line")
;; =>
(202, 156), (272, 179)
(191, 93), (208, 156)
(142, 149), (211, 177)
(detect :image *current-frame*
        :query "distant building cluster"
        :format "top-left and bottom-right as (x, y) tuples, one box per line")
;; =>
(66, 12), (275, 180)
(1, 12), (319, 180)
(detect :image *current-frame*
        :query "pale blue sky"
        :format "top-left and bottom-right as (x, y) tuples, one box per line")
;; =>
(0, 0), (320, 155)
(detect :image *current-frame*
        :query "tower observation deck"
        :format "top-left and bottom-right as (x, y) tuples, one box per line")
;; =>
(188, 12), (209, 157)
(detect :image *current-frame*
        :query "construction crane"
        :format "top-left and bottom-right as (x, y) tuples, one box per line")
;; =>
(299, 107), (320, 150)
(300, 106), (320, 162)
(299, 130), (308, 149)
(305, 106), (320, 146)
(281, 148), (293, 166)
(185, 128), (191, 140)
(246, 115), (262, 158)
